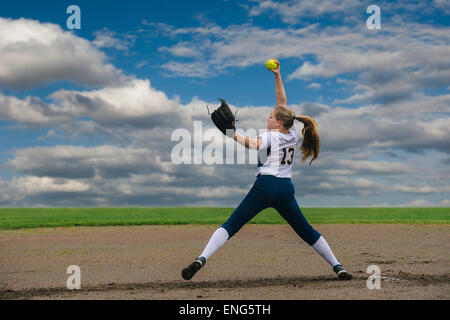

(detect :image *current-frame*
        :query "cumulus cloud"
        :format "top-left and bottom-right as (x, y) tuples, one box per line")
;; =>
(11, 176), (91, 194)
(1, 79), (449, 156)
(312, 100), (450, 154)
(50, 79), (187, 127)
(0, 17), (127, 90)
(2, 124), (446, 206)
(1, 138), (448, 206)
(0, 79), (191, 127)
(7, 145), (168, 179)
(0, 143), (256, 206)
(0, 94), (72, 124)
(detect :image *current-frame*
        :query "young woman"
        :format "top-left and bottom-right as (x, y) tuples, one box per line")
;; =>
(182, 59), (352, 281)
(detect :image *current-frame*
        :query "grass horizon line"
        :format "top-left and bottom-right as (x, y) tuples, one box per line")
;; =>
(0, 207), (448, 230)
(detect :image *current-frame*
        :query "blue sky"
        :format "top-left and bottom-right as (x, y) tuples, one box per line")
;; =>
(0, 0), (392, 105)
(0, 0), (449, 207)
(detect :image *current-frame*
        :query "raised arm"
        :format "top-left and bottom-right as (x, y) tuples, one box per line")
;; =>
(271, 59), (287, 107)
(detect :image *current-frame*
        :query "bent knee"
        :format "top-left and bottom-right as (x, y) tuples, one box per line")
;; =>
(305, 228), (321, 246)
(220, 223), (239, 239)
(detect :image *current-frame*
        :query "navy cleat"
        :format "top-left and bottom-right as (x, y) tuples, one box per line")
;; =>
(182, 256), (206, 280)
(333, 264), (352, 280)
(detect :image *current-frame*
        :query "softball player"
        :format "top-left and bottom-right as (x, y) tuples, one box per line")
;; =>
(182, 59), (352, 281)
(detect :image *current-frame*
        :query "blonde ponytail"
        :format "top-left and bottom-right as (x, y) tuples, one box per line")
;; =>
(294, 115), (320, 165)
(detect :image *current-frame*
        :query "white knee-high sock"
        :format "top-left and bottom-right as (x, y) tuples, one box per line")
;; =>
(200, 227), (229, 260)
(312, 236), (340, 267)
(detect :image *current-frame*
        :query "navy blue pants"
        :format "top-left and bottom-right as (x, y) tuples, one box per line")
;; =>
(221, 174), (321, 246)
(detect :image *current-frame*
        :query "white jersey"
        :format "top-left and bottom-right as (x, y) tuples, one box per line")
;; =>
(256, 125), (299, 178)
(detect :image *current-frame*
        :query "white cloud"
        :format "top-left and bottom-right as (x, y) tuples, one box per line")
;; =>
(0, 17), (127, 90)
(307, 82), (321, 89)
(92, 28), (134, 51)
(247, 0), (363, 24)
(309, 98), (450, 153)
(433, 0), (450, 14)
(0, 94), (71, 124)
(51, 79), (179, 120)
(0, 79), (189, 126)
(397, 199), (450, 207)
(336, 159), (413, 175)
(159, 42), (203, 58)
(161, 61), (213, 78)
(10, 176), (91, 194)
(7, 145), (169, 179)
(393, 184), (450, 194)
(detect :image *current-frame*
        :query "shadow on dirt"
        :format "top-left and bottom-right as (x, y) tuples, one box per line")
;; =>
(1, 273), (448, 299)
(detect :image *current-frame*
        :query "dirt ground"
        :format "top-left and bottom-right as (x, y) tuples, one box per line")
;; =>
(0, 224), (448, 300)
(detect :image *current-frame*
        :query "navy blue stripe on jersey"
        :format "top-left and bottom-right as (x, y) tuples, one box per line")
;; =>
(257, 146), (271, 167)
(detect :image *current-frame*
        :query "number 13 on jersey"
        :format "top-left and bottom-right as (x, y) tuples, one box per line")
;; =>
(280, 147), (294, 165)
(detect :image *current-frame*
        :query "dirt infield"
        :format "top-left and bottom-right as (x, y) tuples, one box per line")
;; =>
(0, 224), (449, 299)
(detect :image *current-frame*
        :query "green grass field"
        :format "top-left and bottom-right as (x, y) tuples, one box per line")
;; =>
(0, 207), (448, 230)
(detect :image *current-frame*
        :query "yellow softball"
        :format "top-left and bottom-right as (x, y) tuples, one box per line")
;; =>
(265, 58), (278, 71)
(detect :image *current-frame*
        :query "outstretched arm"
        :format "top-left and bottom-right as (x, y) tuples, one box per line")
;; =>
(271, 59), (287, 107)
(234, 133), (261, 149)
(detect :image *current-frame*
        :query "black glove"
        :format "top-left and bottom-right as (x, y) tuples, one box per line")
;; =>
(210, 99), (236, 138)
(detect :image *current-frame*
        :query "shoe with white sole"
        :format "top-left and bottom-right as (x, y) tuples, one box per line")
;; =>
(333, 264), (352, 280)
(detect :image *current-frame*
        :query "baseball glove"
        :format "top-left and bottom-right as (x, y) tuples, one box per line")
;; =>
(209, 99), (236, 138)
